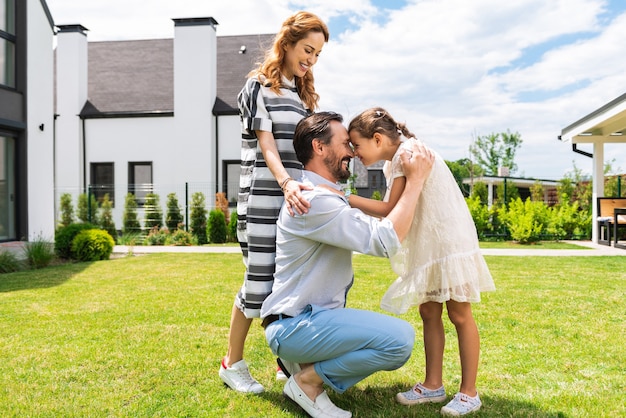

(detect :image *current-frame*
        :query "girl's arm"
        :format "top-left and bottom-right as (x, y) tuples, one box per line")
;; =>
(257, 130), (311, 215)
(348, 176), (406, 218)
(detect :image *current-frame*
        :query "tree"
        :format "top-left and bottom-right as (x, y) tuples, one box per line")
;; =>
(190, 192), (208, 245)
(123, 193), (141, 234)
(469, 130), (523, 175)
(58, 193), (74, 228)
(445, 158), (484, 196)
(165, 192), (184, 230)
(143, 192), (163, 230)
(99, 193), (117, 238)
(77, 192), (99, 224)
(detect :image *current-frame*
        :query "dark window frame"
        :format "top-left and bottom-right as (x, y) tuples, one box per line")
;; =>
(90, 162), (115, 207)
(128, 161), (153, 206)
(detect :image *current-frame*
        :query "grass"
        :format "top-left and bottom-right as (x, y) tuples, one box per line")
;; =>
(478, 241), (587, 249)
(0, 253), (625, 417)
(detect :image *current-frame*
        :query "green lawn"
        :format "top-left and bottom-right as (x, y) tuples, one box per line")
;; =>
(1, 253), (624, 417)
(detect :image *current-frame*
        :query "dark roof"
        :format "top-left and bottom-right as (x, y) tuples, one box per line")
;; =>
(81, 34), (274, 117)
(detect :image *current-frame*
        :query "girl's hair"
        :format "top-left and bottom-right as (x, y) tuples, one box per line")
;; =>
(348, 107), (416, 142)
(251, 11), (329, 111)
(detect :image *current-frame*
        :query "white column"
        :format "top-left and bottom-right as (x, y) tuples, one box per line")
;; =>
(591, 142), (604, 243)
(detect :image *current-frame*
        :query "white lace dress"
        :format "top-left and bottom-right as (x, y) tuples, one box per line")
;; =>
(380, 138), (495, 314)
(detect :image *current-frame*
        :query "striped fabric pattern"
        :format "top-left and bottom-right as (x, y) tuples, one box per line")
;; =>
(235, 75), (309, 318)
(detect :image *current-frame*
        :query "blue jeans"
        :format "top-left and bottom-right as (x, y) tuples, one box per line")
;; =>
(264, 305), (415, 393)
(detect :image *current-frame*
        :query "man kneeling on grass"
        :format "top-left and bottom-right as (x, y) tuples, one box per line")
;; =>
(260, 111), (435, 418)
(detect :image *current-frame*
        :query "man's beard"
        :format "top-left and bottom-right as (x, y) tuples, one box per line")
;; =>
(324, 154), (351, 182)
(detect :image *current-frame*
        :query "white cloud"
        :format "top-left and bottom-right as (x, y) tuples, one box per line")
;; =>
(46, 0), (626, 178)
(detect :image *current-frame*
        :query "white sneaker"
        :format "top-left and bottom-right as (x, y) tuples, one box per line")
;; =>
(283, 376), (351, 418)
(219, 358), (264, 394)
(441, 392), (481, 416)
(277, 357), (302, 379)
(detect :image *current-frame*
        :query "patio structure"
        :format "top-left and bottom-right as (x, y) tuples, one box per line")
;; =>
(559, 92), (626, 244)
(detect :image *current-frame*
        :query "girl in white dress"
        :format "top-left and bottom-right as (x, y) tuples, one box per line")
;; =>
(346, 107), (495, 416)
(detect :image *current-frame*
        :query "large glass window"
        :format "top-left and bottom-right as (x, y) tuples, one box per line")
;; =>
(128, 162), (152, 205)
(90, 162), (115, 206)
(0, 134), (15, 240)
(1, 0), (15, 88)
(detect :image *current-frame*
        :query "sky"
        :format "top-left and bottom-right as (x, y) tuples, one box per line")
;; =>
(46, 0), (626, 180)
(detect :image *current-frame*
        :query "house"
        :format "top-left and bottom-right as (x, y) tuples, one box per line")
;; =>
(559, 91), (626, 243)
(54, 18), (274, 230)
(462, 175), (559, 208)
(0, 0), (55, 242)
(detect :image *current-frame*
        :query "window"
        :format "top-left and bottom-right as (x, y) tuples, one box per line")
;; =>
(1, 0), (15, 88)
(90, 162), (114, 206)
(128, 162), (152, 205)
(222, 160), (240, 207)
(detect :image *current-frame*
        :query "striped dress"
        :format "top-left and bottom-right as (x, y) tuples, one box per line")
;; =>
(235, 75), (310, 318)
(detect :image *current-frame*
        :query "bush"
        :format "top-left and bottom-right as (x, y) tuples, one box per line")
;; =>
(0, 250), (22, 273)
(227, 210), (238, 242)
(99, 193), (117, 238)
(143, 193), (163, 230)
(123, 193), (141, 235)
(71, 229), (115, 261)
(145, 226), (169, 246)
(465, 195), (492, 239)
(58, 193), (74, 228)
(166, 229), (196, 246)
(502, 198), (548, 244)
(23, 235), (55, 269)
(165, 193), (184, 231)
(208, 209), (227, 244)
(55, 223), (99, 259)
(77, 193), (99, 224)
(190, 192), (208, 245)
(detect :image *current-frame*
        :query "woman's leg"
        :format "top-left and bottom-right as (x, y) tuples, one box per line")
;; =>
(224, 303), (253, 366)
(419, 301), (445, 389)
(446, 300), (479, 396)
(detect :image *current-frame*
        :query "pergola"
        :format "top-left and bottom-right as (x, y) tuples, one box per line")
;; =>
(559, 91), (626, 243)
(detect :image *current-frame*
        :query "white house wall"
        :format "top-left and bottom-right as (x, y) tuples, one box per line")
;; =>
(26, 0), (55, 240)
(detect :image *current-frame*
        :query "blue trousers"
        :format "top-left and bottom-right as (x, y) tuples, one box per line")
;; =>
(264, 306), (415, 393)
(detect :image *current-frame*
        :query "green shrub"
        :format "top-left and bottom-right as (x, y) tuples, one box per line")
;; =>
(117, 231), (143, 246)
(190, 192), (208, 245)
(123, 193), (141, 235)
(71, 229), (115, 261)
(166, 229), (196, 246)
(55, 223), (98, 259)
(58, 193), (74, 228)
(99, 193), (117, 238)
(23, 235), (55, 269)
(502, 198), (548, 244)
(165, 193), (184, 231)
(77, 193), (99, 224)
(0, 250), (22, 273)
(371, 190), (382, 201)
(465, 195), (492, 239)
(227, 210), (238, 242)
(208, 209), (227, 244)
(143, 193), (163, 230)
(145, 226), (169, 246)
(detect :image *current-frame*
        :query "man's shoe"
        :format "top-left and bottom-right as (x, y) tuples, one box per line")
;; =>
(219, 358), (264, 394)
(277, 357), (301, 379)
(440, 392), (481, 416)
(396, 382), (446, 405)
(283, 376), (351, 418)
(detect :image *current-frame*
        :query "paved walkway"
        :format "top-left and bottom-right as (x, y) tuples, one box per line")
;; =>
(112, 240), (625, 257)
(2, 240), (624, 258)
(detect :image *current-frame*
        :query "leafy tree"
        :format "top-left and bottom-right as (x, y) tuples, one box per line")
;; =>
(495, 179), (520, 207)
(530, 181), (544, 202)
(123, 193), (141, 235)
(190, 192), (208, 245)
(469, 130), (523, 175)
(445, 158), (483, 196)
(143, 193), (163, 230)
(165, 192), (184, 230)
(208, 209), (227, 244)
(469, 181), (488, 206)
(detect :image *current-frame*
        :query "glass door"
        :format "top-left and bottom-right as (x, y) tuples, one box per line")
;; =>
(0, 135), (15, 240)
